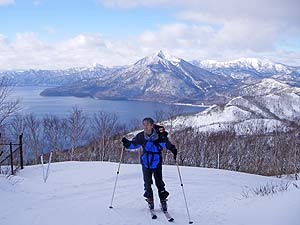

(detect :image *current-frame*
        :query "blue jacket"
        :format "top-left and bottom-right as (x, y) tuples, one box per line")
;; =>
(127, 128), (175, 169)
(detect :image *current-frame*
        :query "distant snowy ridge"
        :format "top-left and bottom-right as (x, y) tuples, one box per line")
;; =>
(193, 57), (300, 85)
(196, 57), (292, 74)
(1, 51), (299, 105)
(168, 93), (300, 135)
(0, 64), (119, 86)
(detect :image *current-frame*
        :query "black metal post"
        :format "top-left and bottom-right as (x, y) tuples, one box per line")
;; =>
(10, 142), (14, 175)
(19, 133), (24, 169)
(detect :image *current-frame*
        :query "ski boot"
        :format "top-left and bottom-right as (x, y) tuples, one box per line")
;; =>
(160, 199), (168, 212)
(146, 198), (154, 210)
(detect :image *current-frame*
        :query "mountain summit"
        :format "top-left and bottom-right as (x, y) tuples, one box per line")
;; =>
(135, 50), (181, 66)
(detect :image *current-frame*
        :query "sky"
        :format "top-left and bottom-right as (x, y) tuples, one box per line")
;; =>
(0, 0), (299, 70)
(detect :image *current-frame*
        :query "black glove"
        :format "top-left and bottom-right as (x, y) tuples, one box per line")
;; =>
(121, 137), (131, 148)
(171, 147), (177, 161)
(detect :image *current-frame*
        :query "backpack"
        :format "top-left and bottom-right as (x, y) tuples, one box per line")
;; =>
(153, 124), (168, 139)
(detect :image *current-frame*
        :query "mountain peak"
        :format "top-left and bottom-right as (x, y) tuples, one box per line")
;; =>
(92, 63), (107, 68)
(133, 50), (181, 67)
(155, 50), (180, 63)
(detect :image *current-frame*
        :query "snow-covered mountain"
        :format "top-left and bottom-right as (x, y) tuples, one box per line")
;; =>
(1, 161), (299, 225)
(0, 65), (119, 86)
(231, 78), (300, 97)
(41, 51), (236, 104)
(197, 58), (291, 73)
(193, 57), (300, 85)
(2, 53), (299, 105)
(41, 53), (300, 104)
(169, 93), (300, 135)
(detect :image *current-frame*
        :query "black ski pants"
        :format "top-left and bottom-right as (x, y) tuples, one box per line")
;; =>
(142, 163), (169, 200)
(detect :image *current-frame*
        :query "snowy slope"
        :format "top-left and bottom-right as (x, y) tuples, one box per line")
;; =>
(195, 58), (297, 78)
(169, 93), (300, 134)
(194, 58), (300, 89)
(232, 78), (300, 96)
(0, 161), (299, 225)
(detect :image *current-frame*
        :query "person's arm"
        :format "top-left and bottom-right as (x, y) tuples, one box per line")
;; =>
(122, 133), (143, 150)
(159, 137), (177, 160)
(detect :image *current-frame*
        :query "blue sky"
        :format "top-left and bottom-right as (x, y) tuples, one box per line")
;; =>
(0, 0), (299, 69)
(0, 0), (176, 40)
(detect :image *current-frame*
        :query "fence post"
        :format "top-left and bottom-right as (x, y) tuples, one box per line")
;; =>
(19, 133), (24, 169)
(10, 142), (14, 175)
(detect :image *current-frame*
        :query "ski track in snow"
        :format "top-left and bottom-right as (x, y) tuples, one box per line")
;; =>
(0, 161), (299, 225)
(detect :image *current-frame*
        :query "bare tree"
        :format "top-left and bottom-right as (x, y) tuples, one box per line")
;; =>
(165, 105), (184, 134)
(92, 111), (124, 161)
(153, 109), (167, 123)
(0, 77), (21, 129)
(24, 114), (44, 164)
(67, 106), (88, 161)
(128, 118), (141, 131)
(6, 114), (29, 161)
(43, 115), (68, 161)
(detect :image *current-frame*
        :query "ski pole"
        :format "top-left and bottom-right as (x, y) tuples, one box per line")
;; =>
(41, 152), (53, 183)
(41, 154), (45, 182)
(109, 146), (125, 209)
(45, 152), (53, 182)
(176, 161), (193, 224)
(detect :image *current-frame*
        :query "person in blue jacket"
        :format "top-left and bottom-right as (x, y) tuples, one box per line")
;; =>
(122, 117), (177, 211)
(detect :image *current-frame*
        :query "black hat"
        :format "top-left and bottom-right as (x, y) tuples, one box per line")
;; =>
(143, 117), (155, 125)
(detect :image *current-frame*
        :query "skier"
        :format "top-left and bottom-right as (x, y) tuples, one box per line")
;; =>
(122, 117), (177, 212)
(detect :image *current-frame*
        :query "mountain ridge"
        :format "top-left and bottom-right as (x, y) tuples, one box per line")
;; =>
(1, 51), (299, 105)
(40, 51), (236, 104)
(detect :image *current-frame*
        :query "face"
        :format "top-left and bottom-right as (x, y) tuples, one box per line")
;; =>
(143, 120), (153, 134)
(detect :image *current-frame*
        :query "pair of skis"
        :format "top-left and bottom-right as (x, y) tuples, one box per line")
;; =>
(149, 207), (174, 222)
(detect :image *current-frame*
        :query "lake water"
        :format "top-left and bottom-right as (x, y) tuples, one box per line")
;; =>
(9, 86), (206, 124)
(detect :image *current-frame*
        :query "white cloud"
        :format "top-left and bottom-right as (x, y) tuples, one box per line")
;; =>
(0, 0), (299, 69)
(0, 0), (14, 6)
(0, 29), (299, 70)
(0, 32), (142, 70)
(95, 0), (300, 65)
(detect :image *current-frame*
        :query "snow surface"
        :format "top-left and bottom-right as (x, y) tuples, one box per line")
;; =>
(1, 161), (299, 225)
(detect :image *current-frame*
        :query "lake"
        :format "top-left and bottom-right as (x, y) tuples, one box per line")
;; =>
(8, 86), (206, 124)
